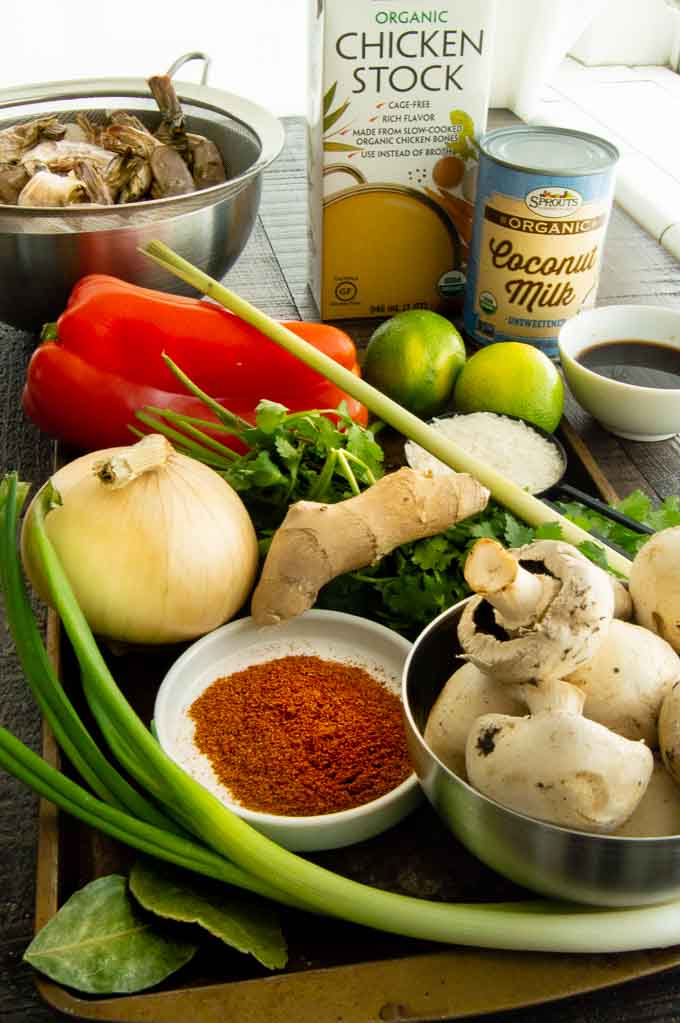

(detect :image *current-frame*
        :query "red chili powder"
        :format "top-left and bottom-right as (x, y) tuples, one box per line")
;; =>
(188, 654), (411, 816)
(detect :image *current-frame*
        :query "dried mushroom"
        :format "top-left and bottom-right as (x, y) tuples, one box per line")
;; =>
(0, 72), (227, 207)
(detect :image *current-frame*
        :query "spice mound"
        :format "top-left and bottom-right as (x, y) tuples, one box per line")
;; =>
(189, 654), (412, 817)
(405, 412), (565, 495)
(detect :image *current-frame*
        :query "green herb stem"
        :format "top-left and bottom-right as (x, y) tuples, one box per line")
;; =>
(307, 448), (337, 502)
(141, 241), (632, 578)
(133, 411), (230, 466)
(0, 727), (296, 905)
(162, 354), (252, 433)
(143, 408), (241, 462)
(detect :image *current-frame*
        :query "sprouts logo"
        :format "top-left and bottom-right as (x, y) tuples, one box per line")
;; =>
(525, 187), (583, 219)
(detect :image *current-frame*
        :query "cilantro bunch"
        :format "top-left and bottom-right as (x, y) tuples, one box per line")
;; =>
(141, 391), (680, 639)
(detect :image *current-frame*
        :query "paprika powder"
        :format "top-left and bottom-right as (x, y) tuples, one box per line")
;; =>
(189, 655), (411, 817)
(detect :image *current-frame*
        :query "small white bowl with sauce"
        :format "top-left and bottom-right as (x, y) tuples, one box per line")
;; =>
(154, 609), (422, 852)
(558, 304), (680, 441)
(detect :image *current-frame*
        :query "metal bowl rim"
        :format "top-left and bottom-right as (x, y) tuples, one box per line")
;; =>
(0, 75), (285, 214)
(402, 596), (680, 847)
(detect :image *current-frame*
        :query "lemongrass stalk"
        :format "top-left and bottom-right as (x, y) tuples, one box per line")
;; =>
(0, 477), (179, 830)
(27, 488), (680, 953)
(142, 241), (631, 577)
(0, 727), (297, 904)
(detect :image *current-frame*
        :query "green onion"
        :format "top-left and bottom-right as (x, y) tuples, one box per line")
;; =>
(141, 240), (631, 578)
(13, 475), (680, 953)
(0, 477), (178, 831)
(0, 726), (295, 904)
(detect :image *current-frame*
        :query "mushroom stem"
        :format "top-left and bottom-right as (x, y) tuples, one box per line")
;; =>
(458, 540), (616, 684)
(517, 677), (585, 715)
(463, 538), (560, 631)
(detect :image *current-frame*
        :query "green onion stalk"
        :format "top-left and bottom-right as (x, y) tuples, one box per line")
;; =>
(141, 241), (632, 578)
(0, 479), (177, 830)
(7, 475), (680, 953)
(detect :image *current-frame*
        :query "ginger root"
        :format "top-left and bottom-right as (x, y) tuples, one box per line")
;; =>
(251, 467), (489, 626)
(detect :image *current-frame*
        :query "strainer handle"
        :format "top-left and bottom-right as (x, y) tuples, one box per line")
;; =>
(166, 52), (211, 86)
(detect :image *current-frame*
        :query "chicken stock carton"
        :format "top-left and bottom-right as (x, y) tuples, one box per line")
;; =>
(309, 0), (496, 320)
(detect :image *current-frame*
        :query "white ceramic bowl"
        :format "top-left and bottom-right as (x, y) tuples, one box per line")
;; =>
(558, 304), (680, 442)
(154, 609), (422, 852)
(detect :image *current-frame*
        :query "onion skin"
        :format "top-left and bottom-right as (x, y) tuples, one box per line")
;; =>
(21, 442), (259, 645)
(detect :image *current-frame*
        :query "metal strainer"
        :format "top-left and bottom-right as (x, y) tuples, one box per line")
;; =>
(0, 53), (285, 327)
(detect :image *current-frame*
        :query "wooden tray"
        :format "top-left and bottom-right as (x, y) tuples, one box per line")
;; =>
(32, 422), (680, 1023)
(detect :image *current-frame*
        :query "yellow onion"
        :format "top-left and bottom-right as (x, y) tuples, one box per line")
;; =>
(21, 434), (259, 645)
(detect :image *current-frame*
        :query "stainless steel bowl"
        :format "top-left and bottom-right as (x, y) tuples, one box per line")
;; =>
(0, 54), (285, 328)
(403, 599), (680, 907)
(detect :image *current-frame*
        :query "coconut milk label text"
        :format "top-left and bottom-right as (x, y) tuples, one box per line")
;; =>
(464, 131), (618, 357)
(476, 190), (609, 326)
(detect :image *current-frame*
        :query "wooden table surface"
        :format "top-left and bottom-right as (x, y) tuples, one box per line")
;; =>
(1, 116), (680, 1023)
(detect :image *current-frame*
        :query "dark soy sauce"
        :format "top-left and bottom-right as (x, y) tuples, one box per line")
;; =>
(576, 340), (680, 389)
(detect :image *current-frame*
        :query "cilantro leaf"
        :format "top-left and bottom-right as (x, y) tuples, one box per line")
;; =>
(616, 489), (652, 523)
(469, 521), (503, 540)
(502, 513), (534, 549)
(254, 400), (290, 434)
(577, 539), (613, 571)
(649, 495), (680, 531)
(534, 521), (564, 540)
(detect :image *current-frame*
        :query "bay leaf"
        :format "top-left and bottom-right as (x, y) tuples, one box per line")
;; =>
(24, 874), (196, 994)
(130, 858), (287, 970)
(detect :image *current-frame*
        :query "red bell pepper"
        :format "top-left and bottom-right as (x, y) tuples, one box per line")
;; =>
(22, 275), (368, 451)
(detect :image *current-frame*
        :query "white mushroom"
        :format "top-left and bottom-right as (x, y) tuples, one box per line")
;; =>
(458, 539), (616, 684)
(462, 537), (560, 631)
(629, 526), (680, 654)
(614, 756), (680, 838)
(424, 662), (524, 779)
(658, 681), (680, 786)
(565, 620), (680, 746)
(465, 678), (653, 833)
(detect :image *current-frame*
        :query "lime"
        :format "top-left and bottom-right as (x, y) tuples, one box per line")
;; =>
(453, 342), (564, 433)
(363, 310), (466, 418)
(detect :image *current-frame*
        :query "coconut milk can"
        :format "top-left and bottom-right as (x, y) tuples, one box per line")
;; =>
(463, 126), (619, 357)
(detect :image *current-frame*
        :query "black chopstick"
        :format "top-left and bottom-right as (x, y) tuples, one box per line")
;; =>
(552, 482), (655, 536)
(540, 497), (636, 559)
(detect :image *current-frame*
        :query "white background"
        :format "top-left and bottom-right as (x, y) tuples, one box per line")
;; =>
(2, 0), (676, 118)
(1, 0), (309, 116)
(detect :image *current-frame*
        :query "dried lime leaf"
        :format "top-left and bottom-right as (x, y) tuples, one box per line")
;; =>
(130, 859), (287, 970)
(24, 875), (196, 994)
